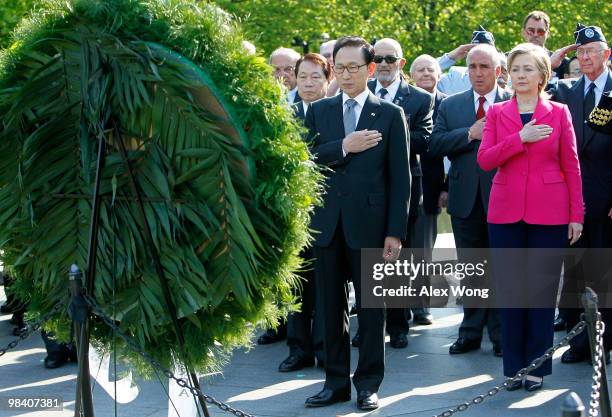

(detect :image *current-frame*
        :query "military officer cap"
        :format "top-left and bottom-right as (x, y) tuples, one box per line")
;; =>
(574, 23), (607, 46)
(471, 25), (495, 45)
(588, 92), (612, 134)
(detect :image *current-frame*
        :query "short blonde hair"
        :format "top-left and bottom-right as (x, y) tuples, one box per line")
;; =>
(507, 43), (551, 95)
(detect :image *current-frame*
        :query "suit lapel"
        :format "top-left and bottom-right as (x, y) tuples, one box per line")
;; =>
(532, 97), (554, 124)
(466, 89), (477, 123)
(499, 97), (523, 130)
(583, 72), (612, 150)
(328, 94), (345, 139)
(568, 77), (586, 150)
(355, 92), (382, 131)
(392, 79), (410, 106)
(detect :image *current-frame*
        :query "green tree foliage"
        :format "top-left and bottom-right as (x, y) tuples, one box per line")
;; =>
(0, 0), (37, 48)
(212, 0), (611, 64)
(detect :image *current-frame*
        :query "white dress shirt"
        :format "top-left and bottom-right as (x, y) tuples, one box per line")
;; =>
(374, 78), (401, 102)
(584, 68), (610, 106)
(302, 100), (310, 116)
(287, 87), (298, 104)
(473, 87), (498, 114)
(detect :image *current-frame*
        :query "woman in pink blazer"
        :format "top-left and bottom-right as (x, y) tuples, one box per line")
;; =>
(477, 43), (584, 391)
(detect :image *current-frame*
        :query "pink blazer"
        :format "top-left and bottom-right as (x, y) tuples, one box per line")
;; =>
(477, 97), (584, 225)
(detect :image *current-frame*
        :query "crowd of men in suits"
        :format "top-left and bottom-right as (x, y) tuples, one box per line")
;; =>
(255, 10), (612, 411)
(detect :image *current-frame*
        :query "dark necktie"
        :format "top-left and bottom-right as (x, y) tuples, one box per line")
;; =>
(476, 96), (486, 120)
(378, 88), (389, 101)
(344, 99), (357, 136)
(584, 82), (596, 120)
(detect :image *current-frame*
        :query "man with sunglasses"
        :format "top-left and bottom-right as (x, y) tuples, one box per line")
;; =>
(521, 11), (570, 79)
(367, 38), (435, 348)
(303, 36), (410, 411)
(553, 24), (612, 365)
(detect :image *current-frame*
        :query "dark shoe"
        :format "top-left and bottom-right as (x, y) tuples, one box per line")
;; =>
(389, 332), (408, 349)
(588, 350), (611, 366)
(357, 390), (379, 410)
(506, 379), (522, 391)
(524, 377), (543, 392)
(449, 337), (480, 354)
(257, 328), (286, 345)
(554, 316), (567, 332)
(561, 348), (588, 364)
(44, 355), (68, 369)
(413, 313), (433, 325)
(0, 303), (17, 314)
(305, 388), (350, 407)
(278, 355), (314, 372)
(68, 348), (78, 363)
(493, 342), (503, 357)
(351, 331), (360, 348)
(12, 325), (27, 337)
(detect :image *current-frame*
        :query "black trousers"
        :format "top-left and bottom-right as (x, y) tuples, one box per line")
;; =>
(488, 221), (566, 377)
(286, 247), (324, 362)
(561, 217), (612, 353)
(41, 331), (72, 358)
(314, 220), (385, 392)
(450, 191), (500, 343)
(387, 205), (437, 333)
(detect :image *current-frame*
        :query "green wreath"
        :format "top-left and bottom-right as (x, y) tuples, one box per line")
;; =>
(0, 0), (321, 374)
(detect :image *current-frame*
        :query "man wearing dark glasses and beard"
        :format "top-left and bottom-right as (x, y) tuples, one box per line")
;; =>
(357, 38), (434, 350)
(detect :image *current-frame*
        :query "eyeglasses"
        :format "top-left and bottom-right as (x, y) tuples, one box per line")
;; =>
(373, 55), (400, 64)
(576, 48), (604, 57)
(333, 63), (368, 74)
(525, 27), (547, 36)
(273, 66), (295, 74)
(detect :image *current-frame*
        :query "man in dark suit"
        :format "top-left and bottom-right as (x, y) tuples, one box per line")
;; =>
(367, 38), (434, 348)
(428, 44), (511, 357)
(553, 25), (612, 364)
(410, 53), (449, 309)
(304, 36), (410, 411)
(258, 47), (303, 346)
(278, 53), (332, 373)
(270, 47), (302, 105)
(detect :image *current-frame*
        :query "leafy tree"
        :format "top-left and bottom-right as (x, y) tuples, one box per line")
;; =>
(212, 0), (611, 65)
(0, 0), (37, 48)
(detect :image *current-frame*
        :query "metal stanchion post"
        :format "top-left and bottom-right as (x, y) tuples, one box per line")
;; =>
(561, 392), (585, 417)
(69, 264), (95, 417)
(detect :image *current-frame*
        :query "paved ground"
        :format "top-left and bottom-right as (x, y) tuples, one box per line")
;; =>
(0, 234), (607, 417)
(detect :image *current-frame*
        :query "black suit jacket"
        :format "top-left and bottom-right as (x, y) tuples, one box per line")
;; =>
(421, 90), (448, 214)
(367, 79), (434, 217)
(305, 92), (411, 248)
(554, 73), (612, 220)
(428, 87), (512, 219)
(292, 101), (306, 121)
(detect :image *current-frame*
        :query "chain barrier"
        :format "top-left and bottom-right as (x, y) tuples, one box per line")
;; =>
(589, 315), (606, 417)
(435, 320), (588, 417)
(82, 293), (256, 417)
(6, 296), (604, 417)
(0, 300), (66, 358)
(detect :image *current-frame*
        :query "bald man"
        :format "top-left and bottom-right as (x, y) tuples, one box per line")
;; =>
(364, 38), (434, 348)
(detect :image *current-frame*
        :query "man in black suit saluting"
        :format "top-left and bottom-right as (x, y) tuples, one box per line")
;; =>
(304, 36), (410, 410)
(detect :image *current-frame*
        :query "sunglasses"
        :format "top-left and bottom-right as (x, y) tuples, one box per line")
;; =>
(373, 55), (400, 64)
(525, 27), (547, 36)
